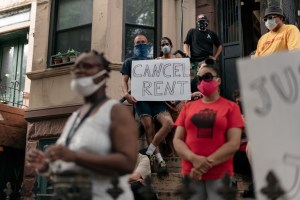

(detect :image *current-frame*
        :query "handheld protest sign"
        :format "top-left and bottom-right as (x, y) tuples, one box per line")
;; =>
(131, 58), (191, 101)
(237, 51), (300, 200)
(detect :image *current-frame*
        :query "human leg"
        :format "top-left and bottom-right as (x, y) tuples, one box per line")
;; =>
(206, 178), (227, 200)
(190, 180), (207, 200)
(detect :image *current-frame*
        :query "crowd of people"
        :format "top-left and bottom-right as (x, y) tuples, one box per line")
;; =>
(27, 5), (300, 200)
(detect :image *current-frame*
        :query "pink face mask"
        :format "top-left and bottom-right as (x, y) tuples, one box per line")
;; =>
(197, 80), (219, 96)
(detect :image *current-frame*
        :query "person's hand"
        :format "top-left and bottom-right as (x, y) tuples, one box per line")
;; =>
(125, 93), (137, 104)
(45, 145), (76, 162)
(191, 91), (203, 100)
(27, 149), (48, 171)
(183, 52), (190, 58)
(189, 167), (203, 179)
(190, 155), (213, 174)
(209, 56), (217, 61)
(129, 172), (142, 183)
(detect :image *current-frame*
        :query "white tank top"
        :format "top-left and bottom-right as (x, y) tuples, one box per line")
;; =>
(52, 99), (134, 200)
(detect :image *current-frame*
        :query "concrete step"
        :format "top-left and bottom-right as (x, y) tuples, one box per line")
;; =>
(151, 172), (182, 192)
(156, 191), (182, 200)
(164, 157), (181, 173)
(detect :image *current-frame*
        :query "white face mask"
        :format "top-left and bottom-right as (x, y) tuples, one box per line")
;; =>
(265, 18), (277, 30)
(162, 45), (171, 54)
(70, 69), (107, 97)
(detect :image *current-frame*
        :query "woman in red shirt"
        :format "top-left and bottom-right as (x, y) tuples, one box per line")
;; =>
(173, 61), (243, 200)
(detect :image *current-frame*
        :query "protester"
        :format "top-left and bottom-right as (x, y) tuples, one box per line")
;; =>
(173, 61), (243, 200)
(183, 14), (222, 77)
(255, 6), (300, 57)
(120, 33), (173, 176)
(27, 50), (138, 199)
(129, 153), (157, 200)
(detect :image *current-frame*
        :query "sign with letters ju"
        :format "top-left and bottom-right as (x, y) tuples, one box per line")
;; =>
(237, 50), (300, 200)
(131, 58), (191, 101)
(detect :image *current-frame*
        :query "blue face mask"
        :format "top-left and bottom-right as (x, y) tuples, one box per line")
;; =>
(197, 21), (208, 30)
(133, 43), (149, 59)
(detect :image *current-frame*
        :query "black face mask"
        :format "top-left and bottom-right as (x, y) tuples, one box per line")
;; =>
(197, 21), (208, 30)
(237, 100), (244, 114)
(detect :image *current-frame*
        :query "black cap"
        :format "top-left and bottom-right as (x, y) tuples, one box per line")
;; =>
(264, 6), (284, 18)
(197, 14), (209, 21)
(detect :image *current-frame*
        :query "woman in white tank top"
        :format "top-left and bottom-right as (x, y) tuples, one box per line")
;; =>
(27, 50), (138, 200)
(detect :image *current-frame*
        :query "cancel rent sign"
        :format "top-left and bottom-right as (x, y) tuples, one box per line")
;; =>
(237, 50), (300, 200)
(131, 58), (191, 101)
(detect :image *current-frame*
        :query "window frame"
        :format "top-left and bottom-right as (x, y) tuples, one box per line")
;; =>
(122, 0), (162, 60)
(47, 0), (92, 67)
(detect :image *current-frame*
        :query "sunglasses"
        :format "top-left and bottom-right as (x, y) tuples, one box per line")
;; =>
(161, 43), (170, 47)
(198, 73), (217, 82)
(263, 15), (278, 22)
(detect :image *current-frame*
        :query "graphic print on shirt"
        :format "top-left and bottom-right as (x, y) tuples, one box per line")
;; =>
(190, 108), (217, 138)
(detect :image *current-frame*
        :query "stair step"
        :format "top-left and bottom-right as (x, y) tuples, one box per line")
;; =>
(151, 173), (182, 192)
(156, 191), (182, 200)
(163, 157), (181, 173)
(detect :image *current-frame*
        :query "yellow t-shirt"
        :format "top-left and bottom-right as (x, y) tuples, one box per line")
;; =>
(255, 24), (300, 57)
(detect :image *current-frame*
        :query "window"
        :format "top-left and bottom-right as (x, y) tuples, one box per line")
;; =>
(49, 0), (93, 64)
(124, 0), (162, 59)
(0, 30), (28, 107)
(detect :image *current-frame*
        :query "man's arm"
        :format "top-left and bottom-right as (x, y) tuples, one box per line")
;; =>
(212, 45), (222, 60)
(121, 75), (137, 104)
(183, 43), (190, 57)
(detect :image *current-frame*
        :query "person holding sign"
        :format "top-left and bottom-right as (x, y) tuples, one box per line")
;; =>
(255, 6), (300, 57)
(173, 62), (243, 200)
(27, 51), (138, 199)
(121, 34), (173, 177)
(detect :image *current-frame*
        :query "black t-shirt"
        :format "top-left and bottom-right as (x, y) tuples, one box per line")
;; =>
(184, 28), (222, 62)
(120, 57), (149, 78)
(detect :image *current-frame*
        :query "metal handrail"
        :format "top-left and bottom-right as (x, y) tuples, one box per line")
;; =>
(0, 84), (27, 108)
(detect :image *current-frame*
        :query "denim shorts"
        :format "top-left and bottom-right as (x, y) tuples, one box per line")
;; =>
(134, 101), (168, 118)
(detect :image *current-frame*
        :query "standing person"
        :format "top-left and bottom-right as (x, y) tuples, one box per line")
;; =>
(173, 62), (243, 200)
(183, 14), (222, 77)
(120, 34), (173, 176)
(27, 50), (138, 200)
(255, 6), (300, 57)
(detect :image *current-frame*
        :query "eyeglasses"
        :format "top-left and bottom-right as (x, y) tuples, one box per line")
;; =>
(263, 15), (278, 22)
(197, 72), (217, 82)
(161, 43), (170, 47)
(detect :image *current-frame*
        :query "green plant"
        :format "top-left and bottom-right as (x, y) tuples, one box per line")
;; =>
(53, 52), (63, 58)
(67, 49), (79, 56)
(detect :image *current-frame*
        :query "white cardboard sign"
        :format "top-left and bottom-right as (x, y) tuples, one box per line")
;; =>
(131, 58), (191, 101)
(237, 51), (300, 200)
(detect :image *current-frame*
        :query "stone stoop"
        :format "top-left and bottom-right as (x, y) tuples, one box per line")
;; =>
(151, 156), (183, 200)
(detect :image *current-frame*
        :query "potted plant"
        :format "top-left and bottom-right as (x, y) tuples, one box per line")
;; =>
(67, 49), (79, 62)
(61, 52), (70, 63)
(52, 52), (63, 65)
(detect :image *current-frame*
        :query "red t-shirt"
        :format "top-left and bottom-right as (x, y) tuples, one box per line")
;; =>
(174, 97), (244, 180)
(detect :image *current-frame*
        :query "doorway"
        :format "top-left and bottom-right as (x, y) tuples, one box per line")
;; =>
(218, 0), (261, 100)
(0, 31), (28, 107)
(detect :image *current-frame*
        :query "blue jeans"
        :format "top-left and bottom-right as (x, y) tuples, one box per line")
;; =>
(190, 178), (232, 200)
(134, 101), (168, 118)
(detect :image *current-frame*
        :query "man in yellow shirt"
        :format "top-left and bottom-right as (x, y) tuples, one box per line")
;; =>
(255, 6), (300, 57)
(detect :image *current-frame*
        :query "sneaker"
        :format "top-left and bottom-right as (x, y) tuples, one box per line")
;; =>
(157, 160), (169, 179)
(139, 148), (156, 172)
(149, 154), (156, 172)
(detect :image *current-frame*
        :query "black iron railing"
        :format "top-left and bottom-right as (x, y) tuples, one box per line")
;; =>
(0, 83), (27, 108)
